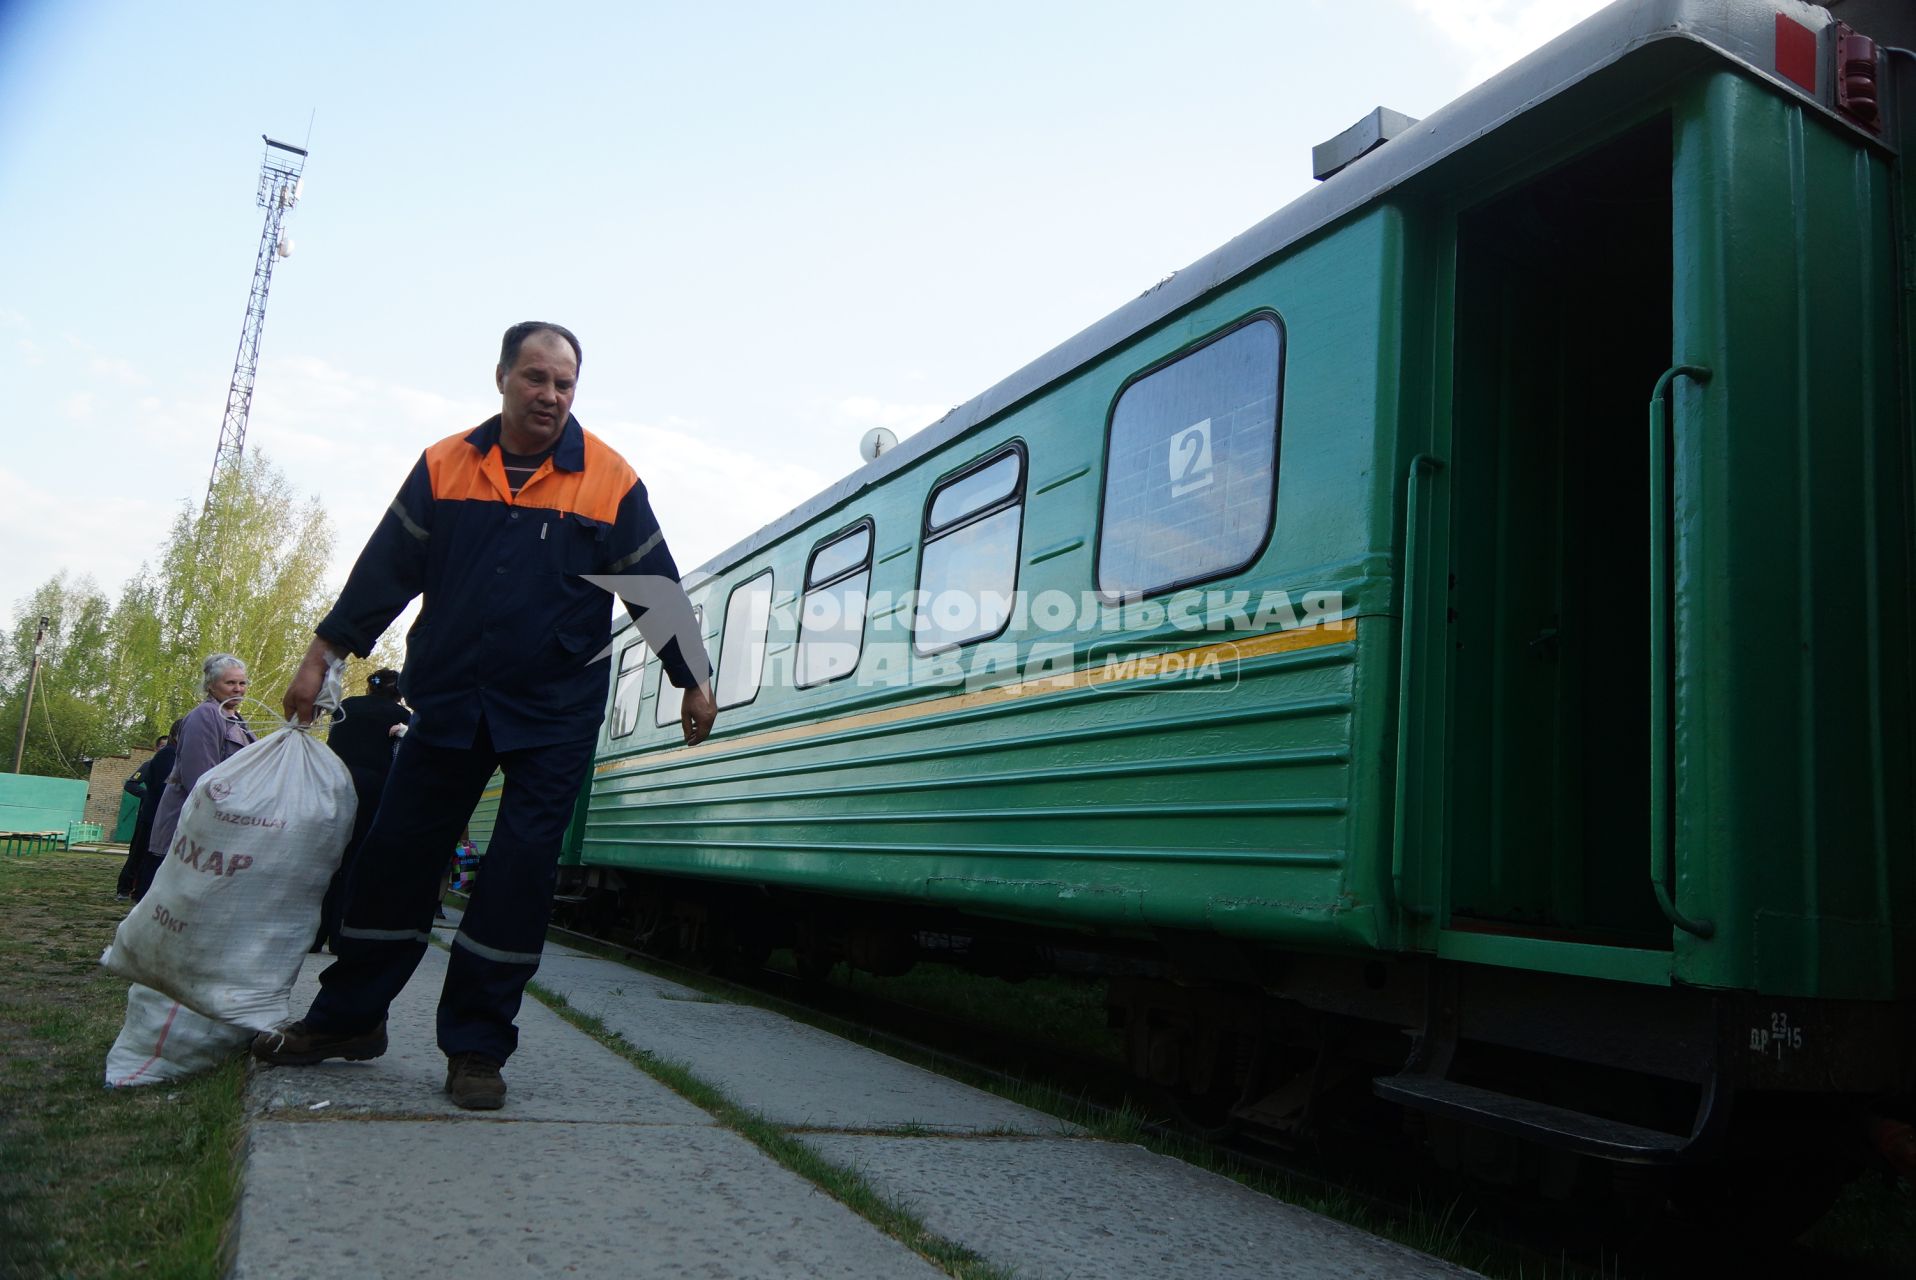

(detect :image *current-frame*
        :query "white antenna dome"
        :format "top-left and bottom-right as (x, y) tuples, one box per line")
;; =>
(858, 427), (897, 463)
(276, 234), (294, 258)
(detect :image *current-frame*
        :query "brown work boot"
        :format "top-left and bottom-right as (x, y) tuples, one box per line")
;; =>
(445, 1053), (506, 1110)
(251, 1020), (388, 1066)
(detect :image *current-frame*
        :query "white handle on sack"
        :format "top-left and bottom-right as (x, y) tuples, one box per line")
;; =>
(228, 656), (352, 739)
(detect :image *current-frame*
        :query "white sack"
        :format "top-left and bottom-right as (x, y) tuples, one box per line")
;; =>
(102, 721), (356, 1031)
(104, 982), (252, 1087)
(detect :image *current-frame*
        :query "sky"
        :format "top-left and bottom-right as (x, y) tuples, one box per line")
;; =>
(0, 0), (1608, 620)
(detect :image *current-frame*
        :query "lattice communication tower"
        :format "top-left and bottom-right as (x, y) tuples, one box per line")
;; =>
(207, 135), (307, 501)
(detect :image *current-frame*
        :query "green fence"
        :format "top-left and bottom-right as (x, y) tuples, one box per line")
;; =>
(0, 774), (88, 856)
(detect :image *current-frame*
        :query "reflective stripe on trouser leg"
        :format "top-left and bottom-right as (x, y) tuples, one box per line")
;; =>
(437, 734), (595, 1063)
(305, 725), (498, 1035)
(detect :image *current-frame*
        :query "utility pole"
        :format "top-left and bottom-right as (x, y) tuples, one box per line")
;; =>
(207, 135), (308, 502)
(9, 615), (50, 774)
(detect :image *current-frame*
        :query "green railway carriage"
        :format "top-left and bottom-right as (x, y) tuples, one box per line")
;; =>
(517, 0), (1915, 1212)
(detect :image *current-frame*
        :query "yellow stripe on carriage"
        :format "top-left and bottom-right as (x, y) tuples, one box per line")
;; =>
(595, 617), (1357, 777)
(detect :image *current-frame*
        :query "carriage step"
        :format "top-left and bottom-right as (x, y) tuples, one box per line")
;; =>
(1374, 1073), (1691, 1163)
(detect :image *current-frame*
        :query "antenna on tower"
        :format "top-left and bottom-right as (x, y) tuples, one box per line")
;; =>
(206, 135), (307, 502)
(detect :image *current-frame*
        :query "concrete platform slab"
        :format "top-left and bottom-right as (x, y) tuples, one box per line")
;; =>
(801, 1133), (1481, 1279)
(255, 947), (710, 1126)
(529, 951), (1074, 1135)
(233, 1120), (947, 1280)
(534, 947), (713, 1002)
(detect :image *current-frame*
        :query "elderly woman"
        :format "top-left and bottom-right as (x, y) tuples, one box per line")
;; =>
(136, 654), (257, 898)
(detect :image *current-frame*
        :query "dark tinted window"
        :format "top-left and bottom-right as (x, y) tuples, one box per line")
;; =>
(799, 523), (873, 687)
(916, 447), (1024, 654)
(1098, 318), (1281, 597)
(928, 453), (1019, 528)
(716, 571), (774, 709)
(610, 640), (648, 739)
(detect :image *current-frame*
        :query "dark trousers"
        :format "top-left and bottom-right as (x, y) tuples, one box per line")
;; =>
(131, 849), (164, 900)
(115, 843), (143, 896)
(302, 718), (594, 1064)
(118, 811), (158, 897)
(316, 764), (390, 949)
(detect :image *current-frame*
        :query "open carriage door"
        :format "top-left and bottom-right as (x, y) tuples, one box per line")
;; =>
(1441, 119), (1676, 957)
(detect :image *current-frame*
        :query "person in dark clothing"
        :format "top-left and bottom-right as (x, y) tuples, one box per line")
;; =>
(314, 670), (411, 950)
(115, 732), (175, 900)
(255, 322), (715, 1113)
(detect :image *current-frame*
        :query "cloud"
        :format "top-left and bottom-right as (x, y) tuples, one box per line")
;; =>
(4, 344), (834, 624)
(238, 359), (825, 590)
(0, 466), (178, 607)
(832, 394), (951, 433)
(88, 354), (148, 386)
(243, 353), (497, 565)
(1408, 0), (1611, 87)
(64, 334), (151, 387)
(591, 416), (830, 574)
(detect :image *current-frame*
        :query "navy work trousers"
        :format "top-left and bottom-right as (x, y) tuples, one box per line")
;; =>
(302, 717), (593, 1064)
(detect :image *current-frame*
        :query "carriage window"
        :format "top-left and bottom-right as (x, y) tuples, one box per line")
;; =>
(916, 447), (1024, 654)
(655, 605), (707, 728)
(610, 640), (648, 738)
(798, 522), (872, 687)
(715, 571), (774, 709)
(1098, 317), (1282, 598)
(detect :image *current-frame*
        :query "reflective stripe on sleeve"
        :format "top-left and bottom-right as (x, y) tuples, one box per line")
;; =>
(606, 529), (662, 574)
(388, 498), (431, 542)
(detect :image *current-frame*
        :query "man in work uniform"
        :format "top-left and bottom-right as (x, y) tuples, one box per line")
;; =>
(254, 321), (717, 1109)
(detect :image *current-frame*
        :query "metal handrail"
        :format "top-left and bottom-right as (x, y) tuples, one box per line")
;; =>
(1390, 453), (1445, 923)
(1648, 364), (1715, 940)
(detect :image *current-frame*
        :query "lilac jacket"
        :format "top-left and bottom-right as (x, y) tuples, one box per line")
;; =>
(146, 699), (256, 861)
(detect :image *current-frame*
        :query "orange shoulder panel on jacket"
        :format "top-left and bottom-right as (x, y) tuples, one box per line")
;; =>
(560, 429), (636, 523)
(424, 432), (501, 504)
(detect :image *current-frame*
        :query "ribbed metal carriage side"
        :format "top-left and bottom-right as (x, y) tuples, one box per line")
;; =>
(582, 206), (1417, 955)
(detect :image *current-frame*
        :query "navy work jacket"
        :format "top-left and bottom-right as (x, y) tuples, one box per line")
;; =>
(317, 414), (704, 751)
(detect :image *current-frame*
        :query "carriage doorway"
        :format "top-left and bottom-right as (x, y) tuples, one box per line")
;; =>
(1443, 119), (1673, 948)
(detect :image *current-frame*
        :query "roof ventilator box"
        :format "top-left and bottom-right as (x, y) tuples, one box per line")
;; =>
(1312, 107), (1419, 181)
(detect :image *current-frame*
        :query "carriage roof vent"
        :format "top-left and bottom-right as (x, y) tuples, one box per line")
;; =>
(1312, 107), (1419, 181)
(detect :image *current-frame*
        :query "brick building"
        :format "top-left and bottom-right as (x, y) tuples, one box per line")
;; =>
(84, 746), (155, 834)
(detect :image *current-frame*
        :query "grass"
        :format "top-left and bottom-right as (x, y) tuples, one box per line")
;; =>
(0, 849), (247, 1280)
(524, 980), (1020, 1280)
(1802, 1172), (1916, 1271)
